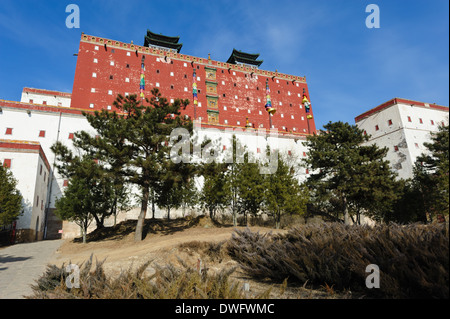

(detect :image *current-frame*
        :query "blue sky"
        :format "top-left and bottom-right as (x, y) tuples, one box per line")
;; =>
(0, 0), (448, 129)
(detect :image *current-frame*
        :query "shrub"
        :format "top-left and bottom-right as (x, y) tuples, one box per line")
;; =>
(28, 255), (267, 299)
(228, 223), (449, 298)
(178, 240), (228, 263)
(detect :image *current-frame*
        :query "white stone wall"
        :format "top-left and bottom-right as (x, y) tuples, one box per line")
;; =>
(0, 149), (49, 238)
(0, 105), (96, 208)
(20, 91), (71, 108)
(356, 102), (449, 180)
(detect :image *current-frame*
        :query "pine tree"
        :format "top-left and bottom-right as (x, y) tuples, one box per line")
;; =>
(51, 142), (128, 229)
(235, 152), (265, 226)
(303, 121), (401, 224)
(224, 135), (246, 226)
(413, 122), (449, 221)
(0, 165), (23, 227)
(264, 152), (308, 229)
(54, 157), (114, 243)
(79, 90), (193, 241)
(199, 161), (230, 221)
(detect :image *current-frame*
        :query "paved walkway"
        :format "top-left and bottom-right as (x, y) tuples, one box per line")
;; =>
(0, 240), (63, 299)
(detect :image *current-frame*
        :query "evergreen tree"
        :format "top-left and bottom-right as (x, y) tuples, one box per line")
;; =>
(74, 113), (133, 226)
(79, 90), (193, 241)
(199, 161), (230, 221)
(51, 142), (129, 229)
(224, 135), (245, 226)
(264, 152), (308, 229)
(389, 179), (426, 223)
(235, 152), (265, 226)
(178, 177), (199, 218)
(412, 122), (449, 221)
(303, 121), (401, 224)
(0, 165), (23, 227)
(54, 157), (113, 243)
(154, 160), (192, 221)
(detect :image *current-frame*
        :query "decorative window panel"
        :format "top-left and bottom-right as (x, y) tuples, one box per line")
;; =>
(206, 95), (219, 109)
(206, 81), (217, 95)
(207, 110), (219, 124)
(205, 67), (216, 81)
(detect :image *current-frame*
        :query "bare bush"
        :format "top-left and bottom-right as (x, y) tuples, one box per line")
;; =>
(228, 223), (449, 298)
(28, 254), (269, 299)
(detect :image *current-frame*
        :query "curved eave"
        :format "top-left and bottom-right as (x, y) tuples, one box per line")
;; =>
(144, 37), (183, 52)
(227, 56), (263, 67)
(231, 48), (260, 60)
(145, 30), (180, 44)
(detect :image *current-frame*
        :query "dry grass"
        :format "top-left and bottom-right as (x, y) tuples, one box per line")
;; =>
(228, 223), (449, 298)
(28, 254), (259, 299)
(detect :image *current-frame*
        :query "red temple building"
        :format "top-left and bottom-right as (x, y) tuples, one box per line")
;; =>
(71, 30), (317, 135)
(1, 30), (318, 242)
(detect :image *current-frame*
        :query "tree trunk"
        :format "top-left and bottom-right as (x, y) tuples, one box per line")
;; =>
(232, 191), (237, 227)
(151, 189), (156, 219)
(135, 185), (149, 241)
(81, 225), (87, 244)
(93, 214), (104, 230)
(275, 210), (281, 229)
(167, 207), (170, 221)
(112, 197), (118, 227)
(343, 196), (350, 225)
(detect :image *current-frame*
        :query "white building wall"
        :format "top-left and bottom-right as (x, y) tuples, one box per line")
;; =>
(0, 105), (96, 208)
(0, 148), (49, 240)
(20, 91), (71, 108)
(356, 101), (449, 180)
(193, 125), (310, 181)
(0, 151), (38, 230)
(31, 155), (51, 239)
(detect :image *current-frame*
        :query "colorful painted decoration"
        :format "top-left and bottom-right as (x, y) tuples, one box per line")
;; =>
(140, 59), (145, 99)
(303, 94), (311, 113)
(245, 117), (252, 128)
(193, 70), (198, 105)
(265, 79), (276, 115)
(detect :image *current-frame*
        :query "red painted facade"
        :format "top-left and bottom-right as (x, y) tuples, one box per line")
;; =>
(71, 34), (316, 135)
